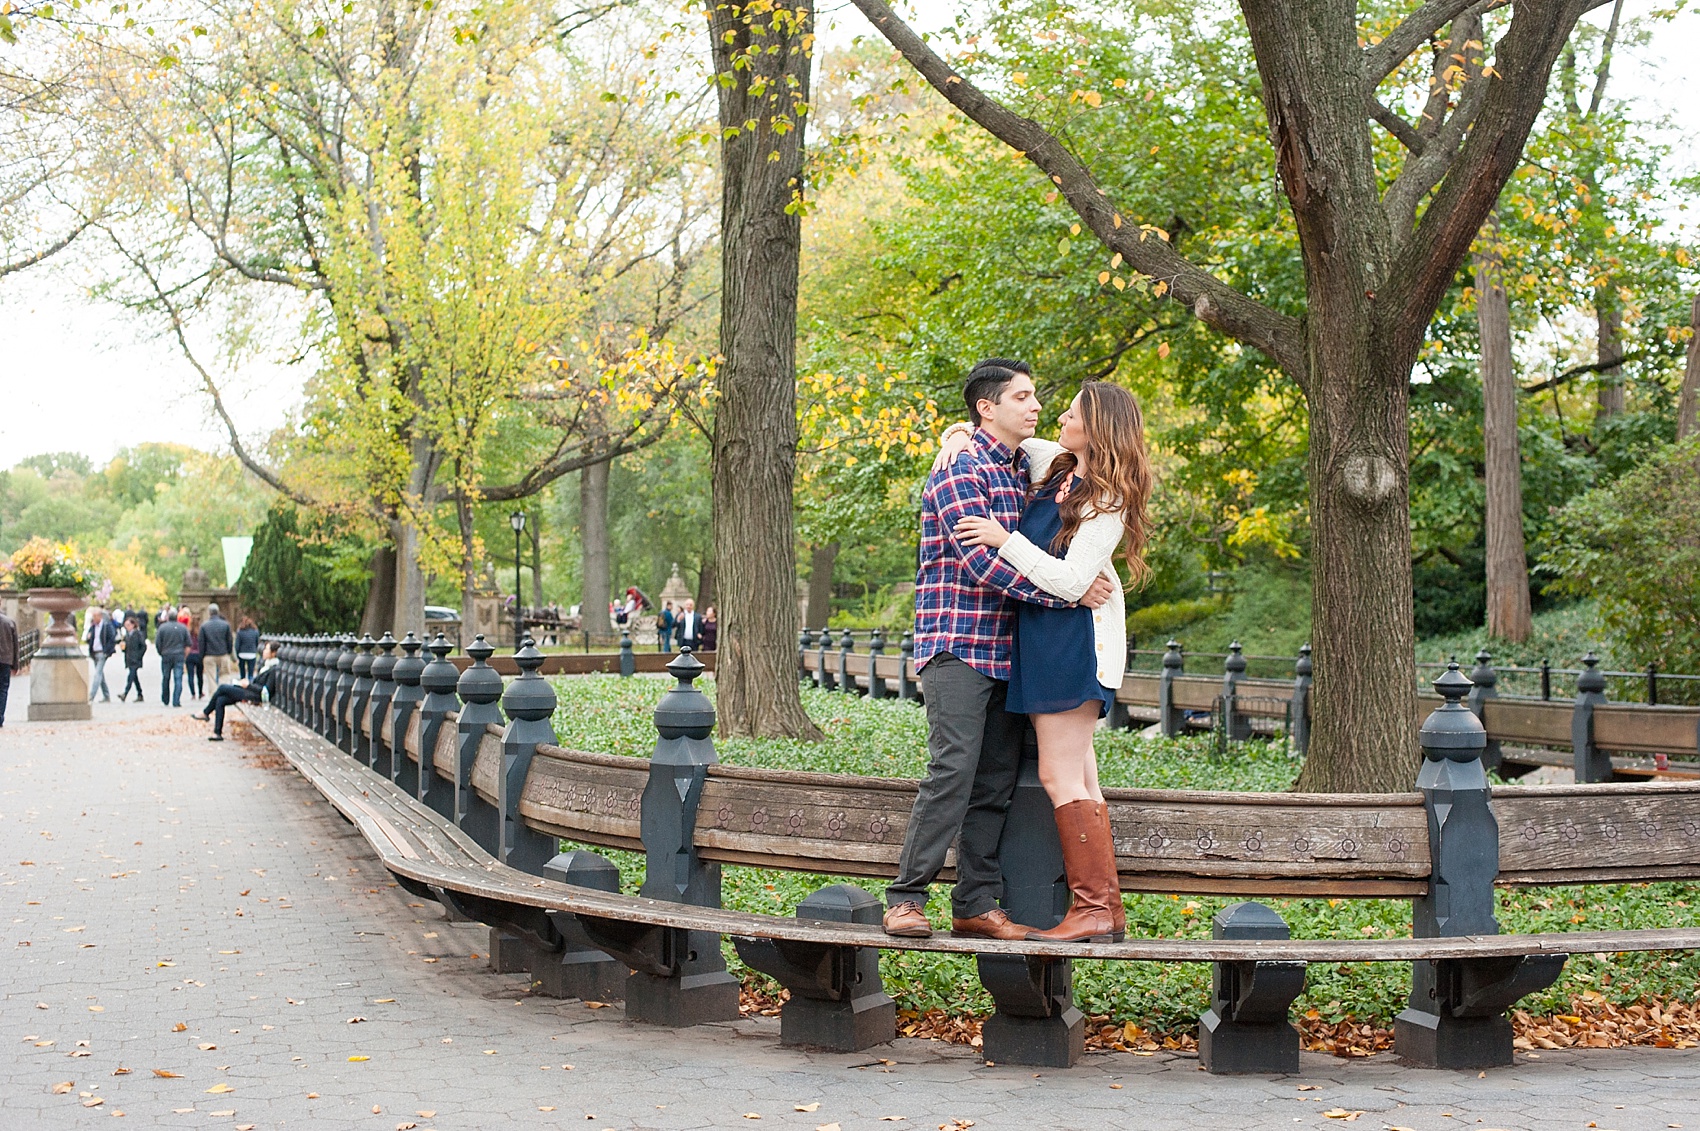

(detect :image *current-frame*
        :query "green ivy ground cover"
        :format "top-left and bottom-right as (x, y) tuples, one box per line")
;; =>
(549, 674), (1700, 1029)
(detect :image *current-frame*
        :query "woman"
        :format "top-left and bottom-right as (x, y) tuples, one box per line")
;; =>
(119, 616), (147, 703)
(944, 381), (1152, 942)
(196, 641), (282, 741)
(701, 606), (718, 652)
(181, 608), (204, 700)
(235, 616), (261, 679)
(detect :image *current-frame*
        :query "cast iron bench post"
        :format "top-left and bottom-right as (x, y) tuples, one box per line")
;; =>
(979, 729), (1082, 1067)
(619, 627), (635, 678)
(538, 850), (627, 1002)
(289, 638), (308, 725)
(817, 628), (836, 692)
(867, 629), (888, 699)
(1467, 650), (1502, 773)
(316, 638), (337, 737)
(367, 633), (399, 778)
(1221, 641), (1250, 741)
(487, 637), (565, 976)
(838, 629), (856, 694)
(1158, 639), (1185, 737)
(734, 884), (896, 1051)
(454, 635), (503, 854)
(348, 635), (377, 762)
(1573, 651), (1612, 784)
(580, 649), (741, 1026)
(1198, 902), (1306, 1074)
(798, 629), (813, 682)
(416, 632), (460, 821)
(390, 632), (424, 794)
(1291, 644), (1313, 755)
(898, 632), (917, 701)
(1394, 663), (1567, 1068)
(331, 637), (356, 748)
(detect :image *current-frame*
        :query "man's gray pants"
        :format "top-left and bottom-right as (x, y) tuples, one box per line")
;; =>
(886, 652), (1027, 919)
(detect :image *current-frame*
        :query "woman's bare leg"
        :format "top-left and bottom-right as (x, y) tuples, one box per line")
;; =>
(1030, 701), (1105, 806)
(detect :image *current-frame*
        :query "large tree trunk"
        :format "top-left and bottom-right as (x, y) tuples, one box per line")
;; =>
(1476, 223), (1533, 642)
(456, 494), (479, 634)
(392, 518), (426, 639)
(360, 545), (397, 638)
(706, 1), (820, 739)
(805, 542), (838, 631)
(1678, 294), (1700, 442)
(528, 516), (544, 609)
(1595, 291), (1625, 421)
(580, 459), (613, 645)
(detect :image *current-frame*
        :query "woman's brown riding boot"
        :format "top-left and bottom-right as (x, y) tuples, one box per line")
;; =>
(1026, 800), (1125, 943)
(1099, 801), (1127, 936)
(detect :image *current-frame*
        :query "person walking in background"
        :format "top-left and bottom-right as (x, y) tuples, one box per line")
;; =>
(675, 598), (703, 652)
(701, 605), (718, 652)
(235, 616), (261, 678)
(200, 602), (234, 685)
(85, 607), (117, 703)
(119, 616), (148, 702)
(657, 601), (676, 653)
(182, 608), (204, 700)
(194, 641), (282, 741)
(0, 606), (17, 727)
(155, 612), (189, 707)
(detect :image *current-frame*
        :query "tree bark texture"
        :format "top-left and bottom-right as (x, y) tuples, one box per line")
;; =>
(360, 545), (397, 639)
(1678, 294), (1700, 442)
(805, 542), (838, 630)
(1596, 291), (1625, 420)
(391, 518), (425, 639)
(1476, 225), (1533, 643)
(528, 518), (544, 609)
(580, 459), (613, 645)
(706, 0), (820, 739)
(456, 493), (479, 632)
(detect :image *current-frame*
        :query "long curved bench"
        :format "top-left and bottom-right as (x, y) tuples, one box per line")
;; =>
(257, 631), (1700, 1075)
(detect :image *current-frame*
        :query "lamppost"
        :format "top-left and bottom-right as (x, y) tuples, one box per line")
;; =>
(509, 511), (527, 651)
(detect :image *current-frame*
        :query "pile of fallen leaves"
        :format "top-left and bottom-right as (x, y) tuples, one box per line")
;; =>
(738, 978), (1700, 1058)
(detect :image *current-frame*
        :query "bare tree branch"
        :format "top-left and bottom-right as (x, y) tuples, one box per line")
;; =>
(0, 212), (94, 277)
(1520, 353), (1642, 394)
(1587, 0), (1625, 116)
(846, 0), (1307, 381)
(1383, 7), (1491, 239)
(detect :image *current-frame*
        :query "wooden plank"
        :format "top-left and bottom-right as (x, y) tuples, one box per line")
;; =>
(470, 731), (503, 803)
(1593, 703), (1700, 754)
(1495, 782), (1700, 875)
(1116, 673), (1162, 706)
(1480, 698), (1572, 747)
(403, 711), (422, 759)
(519, 748), (648, 845)
(433, 723), (459, 782)
(381, 710), (394, 745)
(448, 651), (717, 677)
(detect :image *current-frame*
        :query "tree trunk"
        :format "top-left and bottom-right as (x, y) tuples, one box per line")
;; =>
(456, 494), (479, 633)
(580, 459), (613, 645)
(360, 545), (397, 638)
(805, 542), (838, 630)
(528, 516), (544, 609)
(392, 517), (425, 639)
(1476, 223), (1533, 643)
(1678, 294), (1700, 442)
(1595, 291), (1625, 421)
(696, 559), (717, 611)
(706, 1), (820, 739)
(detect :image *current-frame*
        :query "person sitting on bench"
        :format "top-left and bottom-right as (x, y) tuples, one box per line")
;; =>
(195, 641), (282, 741)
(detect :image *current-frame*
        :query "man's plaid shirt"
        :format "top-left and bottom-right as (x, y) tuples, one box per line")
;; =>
(913, 428), (1069, 681)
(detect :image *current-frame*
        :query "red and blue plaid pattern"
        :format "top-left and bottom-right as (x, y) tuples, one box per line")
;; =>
(913, 429), (1068, 681)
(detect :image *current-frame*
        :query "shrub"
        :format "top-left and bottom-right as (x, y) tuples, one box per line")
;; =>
(2, 537), (104, 594)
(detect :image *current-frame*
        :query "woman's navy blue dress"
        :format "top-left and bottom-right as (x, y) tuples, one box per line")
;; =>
(1004, 478), (1114, 718)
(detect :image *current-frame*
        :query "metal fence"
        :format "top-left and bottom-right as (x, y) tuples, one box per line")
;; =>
(1415, 658), (1700, 706)
(17, 629), (39, 669)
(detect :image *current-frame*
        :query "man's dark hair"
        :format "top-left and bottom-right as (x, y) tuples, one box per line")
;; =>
(963, 358), (1032, 425)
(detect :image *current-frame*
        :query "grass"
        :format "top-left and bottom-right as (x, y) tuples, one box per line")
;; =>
(548, 673), (1700, 1031)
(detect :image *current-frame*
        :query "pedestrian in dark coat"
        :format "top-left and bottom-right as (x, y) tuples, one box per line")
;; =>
(155, 616), (190, 707)
(0, 609), (16, 727)
(119, 618), (147, 702)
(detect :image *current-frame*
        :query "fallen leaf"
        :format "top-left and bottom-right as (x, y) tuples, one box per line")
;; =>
(796, 1103), (821, 1113)
(172, 1023), (186, 1033)
(374, 998), (395, 1004)
(585, 1001), (608, 1009)
(482, 1050), (497, 1056)
(744, 1115), (761, 1121)
(416, 1111), (436, 1118)
(152, 1070), (183, 1078)
(171, 1108), (194, 1114)
(35, 1003), (48, 1009)
(1297, 1085), (1320, 1091)
(239, 890), (250, 897)
(1322, 1111), (1364, 1122)
(82, 1097), (104, 1108)
(348, 1056), (370, 1062)
(539, 1107), (556, 1113)
(346, 1017), (366, 1025)
(34, 1040), (55, 1047)
(307, 1093), (319, 1099)
(113, 1068), (131, 1076)
(817, 1124), (841, 1131)
(205, 1083), (234, 1094)
(198, 1043), (217, 1051)
(209, 1111), (236, 1118)
(879, 1120), (907, 1124)
(372, 1106), (382, 1114)
(52, 1081), (74, 1094)
(1109, 1083), (1122, 1089)
(396, 1124), (417, 1130)
(238, 1125), (256, 1130)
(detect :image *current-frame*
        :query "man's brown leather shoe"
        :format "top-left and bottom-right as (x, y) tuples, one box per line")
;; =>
(950, 907), (1034, 941)
(882, 901), (933, 938)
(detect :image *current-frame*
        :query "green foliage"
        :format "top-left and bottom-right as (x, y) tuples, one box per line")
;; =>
(549, 675), (1700, 1029)
(1126, 596), (1223, 647)
(236, 503), (370, 633)
(1541, 439), (1700, 675)
(2, 536), (104, 594)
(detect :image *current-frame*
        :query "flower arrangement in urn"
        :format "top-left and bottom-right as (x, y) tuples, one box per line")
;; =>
(3, 537), (103, 594)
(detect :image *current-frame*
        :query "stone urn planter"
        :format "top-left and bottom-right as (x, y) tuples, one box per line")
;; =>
(25, 587), (92, 721)
(27, 587), (89, 653)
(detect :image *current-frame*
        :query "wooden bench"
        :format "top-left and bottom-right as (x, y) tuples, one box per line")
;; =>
(258, 632), (1700, 1074)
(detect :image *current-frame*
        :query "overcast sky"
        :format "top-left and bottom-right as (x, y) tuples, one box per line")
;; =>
(3, 3), (1695, 471)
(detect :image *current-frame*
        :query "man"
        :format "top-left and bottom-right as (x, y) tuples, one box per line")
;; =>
(676, 598), (703, 652)
(657, 601), (676, 653)
(119, 617), (147, 702)
(883, 358), (1114, 940)
(0, 606), (16, 727)
(194, 641), (282, 741)
(155, 613), (190, 707)
(199, 602), (234, 685)
(85, 608), (117, 703)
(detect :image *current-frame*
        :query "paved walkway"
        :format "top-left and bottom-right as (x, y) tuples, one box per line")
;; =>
(4, 668), (1700, 1130)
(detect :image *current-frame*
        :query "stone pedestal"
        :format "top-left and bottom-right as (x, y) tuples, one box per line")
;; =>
(26, 588), (91, 721)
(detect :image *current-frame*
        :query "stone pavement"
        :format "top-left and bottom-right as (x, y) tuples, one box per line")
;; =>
(4, 672), (1700, 1131)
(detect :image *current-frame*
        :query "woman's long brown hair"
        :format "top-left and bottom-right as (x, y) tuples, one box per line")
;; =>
(1034, 381), (1153, 585)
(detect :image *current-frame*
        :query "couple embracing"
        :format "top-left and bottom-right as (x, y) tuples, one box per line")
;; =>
(883, 358), (1151, 944)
